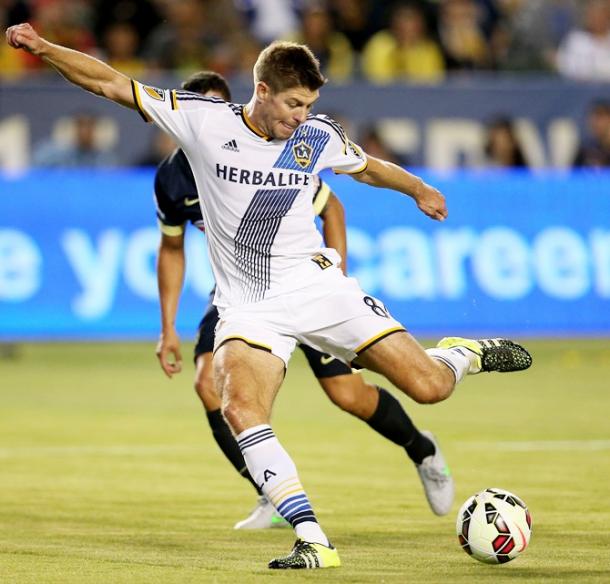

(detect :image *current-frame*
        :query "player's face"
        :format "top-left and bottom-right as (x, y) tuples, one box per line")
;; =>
(258, 84), (319, 140)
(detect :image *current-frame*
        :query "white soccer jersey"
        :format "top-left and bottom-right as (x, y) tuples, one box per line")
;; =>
(132, 80), (367, 308)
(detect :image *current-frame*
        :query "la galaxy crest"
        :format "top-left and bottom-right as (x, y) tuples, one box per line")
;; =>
(292, 140), (313, 169)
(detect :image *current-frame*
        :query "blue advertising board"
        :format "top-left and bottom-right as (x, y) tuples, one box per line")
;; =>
(1, 169), (609, 339)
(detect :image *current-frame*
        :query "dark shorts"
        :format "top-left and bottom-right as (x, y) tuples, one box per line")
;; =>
(298, 343), (353, 378)
(193, 293), (352, 378)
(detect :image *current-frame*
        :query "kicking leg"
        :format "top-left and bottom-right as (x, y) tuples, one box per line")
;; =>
(355, 332), (531, 404)
(356, 332), (461, 404)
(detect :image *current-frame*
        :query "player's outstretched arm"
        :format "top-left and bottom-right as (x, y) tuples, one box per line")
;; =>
(354, 155), (448, 222)
(5, 23), (135, 109)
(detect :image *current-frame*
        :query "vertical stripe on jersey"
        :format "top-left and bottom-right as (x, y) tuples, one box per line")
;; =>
(273, 126), (330, 172)
(234, 188), (300, 302)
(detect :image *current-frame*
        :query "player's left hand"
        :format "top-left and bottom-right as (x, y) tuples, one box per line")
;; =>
(413, 180), (448, 221)
(156, 329), (183, 378)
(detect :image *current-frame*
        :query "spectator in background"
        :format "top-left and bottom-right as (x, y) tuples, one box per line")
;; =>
(101, 21), (146, 77)
(573, 100), (610, 167)
(92, 0), (161, 52)
(556, 0), (610, 82)
(362, 1), (445, 83)
(32, 113), (118, 168)
(143, 0), (241, 76)
(0, 0), (31, 77)
(493, 0), (579, 72)
(235, 0), (301, 45)
(483, 116), (528, 168)
(290, 2), (355, 83)
(330, 0), (380, 52)
(437, 0), (492, 70)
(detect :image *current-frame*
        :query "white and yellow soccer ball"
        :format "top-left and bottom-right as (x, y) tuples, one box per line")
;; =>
(456, 487), (532, 564)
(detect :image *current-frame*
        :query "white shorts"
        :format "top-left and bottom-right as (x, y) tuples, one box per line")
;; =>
(214, 266), (406, 367)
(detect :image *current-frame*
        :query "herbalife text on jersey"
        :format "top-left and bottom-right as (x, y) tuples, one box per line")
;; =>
(216, 164), (314, 187)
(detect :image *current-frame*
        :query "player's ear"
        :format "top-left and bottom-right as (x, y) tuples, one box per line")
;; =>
(255, 81), (271, 103)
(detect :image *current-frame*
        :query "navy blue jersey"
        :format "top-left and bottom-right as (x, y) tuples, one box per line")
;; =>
(154, 148), (205, 235)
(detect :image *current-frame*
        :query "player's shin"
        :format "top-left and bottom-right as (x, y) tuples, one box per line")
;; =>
(237, 424), (330, 546)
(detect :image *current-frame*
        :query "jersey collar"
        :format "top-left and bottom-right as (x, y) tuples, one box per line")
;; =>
(241, 107), (272, 142)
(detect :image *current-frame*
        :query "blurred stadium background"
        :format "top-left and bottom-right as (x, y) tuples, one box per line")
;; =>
(1, 1), (610, 582)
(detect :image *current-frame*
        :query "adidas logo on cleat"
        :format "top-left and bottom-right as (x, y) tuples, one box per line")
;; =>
(222, 139), (239, 152)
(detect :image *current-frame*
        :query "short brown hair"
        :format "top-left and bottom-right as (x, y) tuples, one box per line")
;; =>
(182, 70), (232, 101)
(253, 41), (326, 93)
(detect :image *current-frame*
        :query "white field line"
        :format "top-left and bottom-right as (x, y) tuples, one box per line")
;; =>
(0, 444), (202, 458)
(457, 440), (610, 452)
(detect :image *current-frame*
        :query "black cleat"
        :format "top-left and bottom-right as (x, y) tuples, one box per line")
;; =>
(437, 337), (532, 373)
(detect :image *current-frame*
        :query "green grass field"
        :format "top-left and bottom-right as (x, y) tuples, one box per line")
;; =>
(1, 340), (609, 583)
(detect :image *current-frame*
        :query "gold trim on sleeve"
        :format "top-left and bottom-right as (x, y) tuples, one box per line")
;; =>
(131, 80), (151, 122)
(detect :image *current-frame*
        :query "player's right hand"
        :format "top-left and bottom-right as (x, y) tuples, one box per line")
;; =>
(156, 329), (183, 379)
(5, 23), (44, 55)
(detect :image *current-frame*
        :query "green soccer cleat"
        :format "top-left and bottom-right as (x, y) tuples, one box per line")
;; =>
(437, 337), (532, 374)
(268, 539), (341, 569)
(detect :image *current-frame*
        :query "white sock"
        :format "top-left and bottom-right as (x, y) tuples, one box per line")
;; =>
(236, 424), (329, 546)
(426, 347), (474, 383)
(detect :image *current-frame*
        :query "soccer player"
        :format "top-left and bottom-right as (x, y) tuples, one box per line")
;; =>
(6, 25), (532, 570)
(155, 70), (454, 529)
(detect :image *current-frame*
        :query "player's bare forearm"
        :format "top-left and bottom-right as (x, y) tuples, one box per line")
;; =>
(157, 237), (186, 332)
(5, 23), (134, 108)
(320, 193), (348, 274)
(355, 155), (448, 221)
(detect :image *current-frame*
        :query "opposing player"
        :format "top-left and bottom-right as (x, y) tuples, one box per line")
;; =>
(6, 25), (532, 570)
(155, 70), (454, 529)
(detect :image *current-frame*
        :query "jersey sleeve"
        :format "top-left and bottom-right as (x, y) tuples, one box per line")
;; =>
(312, 180), (331, 216)
(314, 116), (368, 175)
(153, 171), (185, 236)
(131, 80), (208, 148)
